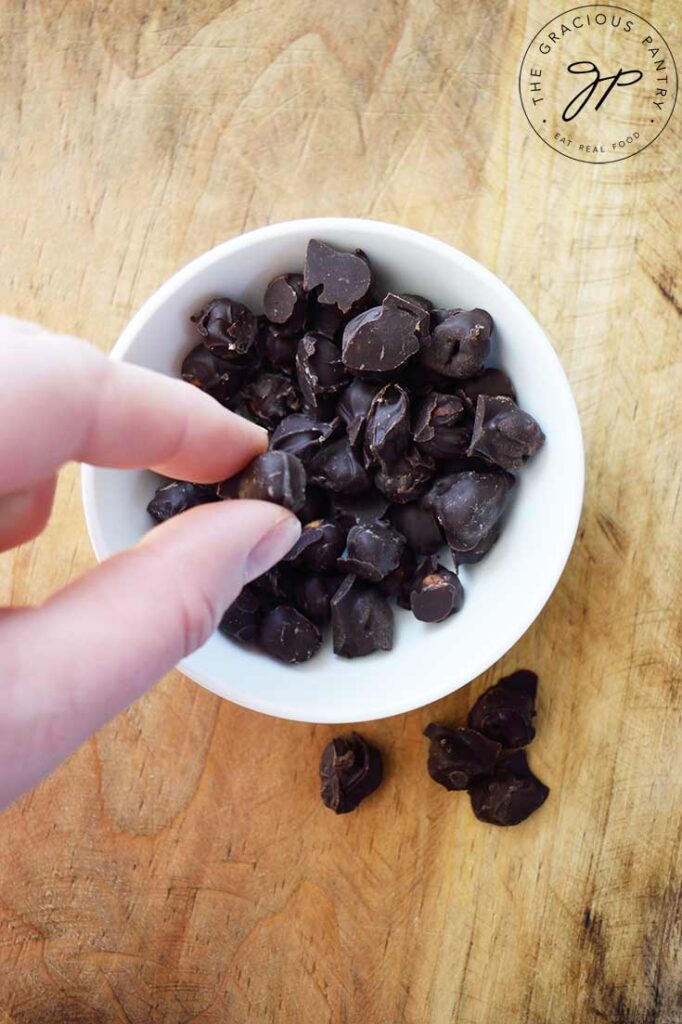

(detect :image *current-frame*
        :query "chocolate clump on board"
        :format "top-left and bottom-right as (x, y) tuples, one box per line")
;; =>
(426, 470), (514, 552)
(469, 749), (549, 826)
(258, 605), (322, 664)
(304, 239), (372, 313)
(308, 437), (371, 494)
(413, 392), (467, 459)
(147, 480), (218, 523)
(270, 413), (337, 464)
(342, 293), (428, 374)
(296, 332), (347, 408)
(242, 372), (301, 430)
(420, 308), (493, 379)
(424, 724), (501, 791)
(410, 564), (464, 622)
(219, 587), (262, 644)
(294, 574), (339, 624)
(336, 378), (381, 447)
(191, 297), (258, 359)
(374, 446), (435, 504)
(284, 519), (345, 574)
(364, 383), (411, 468)
(331, 488), (391, 530)
(338, 521), (405, 582)
(331, 575), (394, 658)
(263, 272), (307, 332)
(468, 395), (545, 470)
(468, 669), (538, 747)
(181, 344), (248, 405)
(389, 502), (442, 554)
(236, 451), (307, 512)
(457, 367), (516, 413)
(320, 733), (383, 813)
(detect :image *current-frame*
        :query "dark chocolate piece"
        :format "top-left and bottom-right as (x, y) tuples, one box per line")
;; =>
(374, 446), (435, 504)
(398, 293), (433, 311)
(308, 437), (371, 494)
(457, 367), (516, 413)
(469, 749), (549, 826)
(338, 521), (405, 582)
(401, 359), (454, 396)
(296, 332), (347, 408)
(219, 587), (262, 644)
(297, 486), (331, 524)
(377, 546), (417, 598)
(423, 724), (501, 790)
(410, 565), (464, 622)
(420, 308), (493, 379)
(427, 470), (514, 552)
(331, 489), (391, 530)
(320, 732), (383, 813)
(181, 344), (248, 405)
(467, 669), (538, 748)
(215, 475), (239, 500)
(453, 522), (501, 565)
(284, 519), (345, 573)
(191, 297), (258, 359)
(389, 502), (442, 554)
(262, 326), (299, 374)
(293, 574), (339, 624)
(251, 564), (295, 605)
(364, 383), (411, 468)
(438, 453), (493, 476)
(303, 239), (372, 313)
(307, 299), (346, 339)
(413, 392), (467, 459)
(147, 480), (218, 523)
(396, 554), (437, 610)
(263, 273), (307, 332)
(258, 605), (322, 664)
(331, 575), (394, 658)
(468, 395), (545, 470)
(236, 451), (307, 512)
(336, 378), (381, 447)
(242, 372), (301, 430)
(342, 293), (428, 375)
(270, 413), (337, 464)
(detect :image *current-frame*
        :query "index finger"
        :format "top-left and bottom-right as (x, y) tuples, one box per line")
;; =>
(0, 317), (267, 492)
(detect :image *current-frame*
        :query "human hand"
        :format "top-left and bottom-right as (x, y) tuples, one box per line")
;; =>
(0, 317), (301, 809)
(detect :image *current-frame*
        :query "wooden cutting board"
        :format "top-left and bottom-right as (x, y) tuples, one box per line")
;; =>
(0, 1), (679, 1021)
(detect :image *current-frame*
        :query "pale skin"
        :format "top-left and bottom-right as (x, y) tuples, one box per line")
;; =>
(0, 317), (302, 810)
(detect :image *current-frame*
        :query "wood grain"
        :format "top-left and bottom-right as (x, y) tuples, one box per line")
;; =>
(0, 1), (680, 1021)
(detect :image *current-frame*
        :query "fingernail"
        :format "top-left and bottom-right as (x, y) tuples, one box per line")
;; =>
(244, 514), (301, 583)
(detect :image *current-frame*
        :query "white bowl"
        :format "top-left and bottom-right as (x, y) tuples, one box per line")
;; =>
(82, 218), (583, 723)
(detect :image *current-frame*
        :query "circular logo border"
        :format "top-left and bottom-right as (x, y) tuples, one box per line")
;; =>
(518, 4), (679, 165)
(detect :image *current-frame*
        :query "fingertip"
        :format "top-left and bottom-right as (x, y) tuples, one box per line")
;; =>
(0, 477), (57, 552)
(147, 379), (270, 484)
(243, 507), (301, 582)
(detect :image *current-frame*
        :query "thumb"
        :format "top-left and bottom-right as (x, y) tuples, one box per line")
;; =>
(0, 500), (300, 808)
